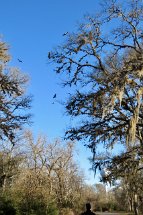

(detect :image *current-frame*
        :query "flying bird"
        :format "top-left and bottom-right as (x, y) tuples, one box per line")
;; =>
(53, 93), (56, 98)
(17, 58), (23, 63)
(48, 52), (51, 59)
(63, 32), (68, 36)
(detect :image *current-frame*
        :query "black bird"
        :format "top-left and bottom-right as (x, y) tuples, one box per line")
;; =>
(18, 58), (23, 63)
(48, 52), (51, 59)
(53, 93), (56, 98)
(63, 32), (68, 36)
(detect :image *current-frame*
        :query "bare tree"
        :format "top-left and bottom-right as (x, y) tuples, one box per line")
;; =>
(20, 131), (85, 213)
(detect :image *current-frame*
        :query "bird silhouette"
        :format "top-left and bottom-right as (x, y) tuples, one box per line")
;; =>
(18, 58), (23, 63)
(53, 93), (56, 98)
(48, 52), (51, 59)
(63, 32), (68, 36)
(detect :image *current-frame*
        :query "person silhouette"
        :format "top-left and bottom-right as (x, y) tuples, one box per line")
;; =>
(81, 203), (96, 215)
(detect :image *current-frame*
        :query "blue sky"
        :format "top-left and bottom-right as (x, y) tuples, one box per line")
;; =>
(0, 0), (102, 184)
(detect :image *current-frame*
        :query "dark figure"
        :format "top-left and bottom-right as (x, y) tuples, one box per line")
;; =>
(81, 203), (96, 215)
(63, 31), (68, 36)
(17, 58), (23, 63)
(53, 93), (56, 98)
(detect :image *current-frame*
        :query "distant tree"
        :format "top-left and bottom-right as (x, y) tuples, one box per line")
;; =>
(80, 184), (97, 212)
(94, 184), (107, 212)
(0, 146), (24, 193)
(0, 40), (31, 144)
(11, 131), (85, 214)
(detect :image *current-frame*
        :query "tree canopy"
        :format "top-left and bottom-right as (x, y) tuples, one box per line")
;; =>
(0, 40), (32, 144)
(49, 0), (143, 183)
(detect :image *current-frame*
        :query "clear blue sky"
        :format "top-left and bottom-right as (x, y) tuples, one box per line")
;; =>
(0, 0), (102, 184)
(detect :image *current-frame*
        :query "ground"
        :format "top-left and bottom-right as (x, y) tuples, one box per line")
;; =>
(96, 212), (132, 215)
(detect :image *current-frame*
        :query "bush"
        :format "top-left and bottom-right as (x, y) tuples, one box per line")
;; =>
(47, 202), (59, 215)
(0, 196), (16, 215)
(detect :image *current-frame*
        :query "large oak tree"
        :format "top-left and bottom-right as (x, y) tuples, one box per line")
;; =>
(49, 0), (143, 182)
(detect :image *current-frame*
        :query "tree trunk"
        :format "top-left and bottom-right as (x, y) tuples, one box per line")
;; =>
(133, 194), (138, 215)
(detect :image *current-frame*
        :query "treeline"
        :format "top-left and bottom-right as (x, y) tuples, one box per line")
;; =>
(0, 130), (137, 215)
(0, 131), (85, 215)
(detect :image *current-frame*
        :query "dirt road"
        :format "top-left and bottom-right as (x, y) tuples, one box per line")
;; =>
(96, 213), (130, 215)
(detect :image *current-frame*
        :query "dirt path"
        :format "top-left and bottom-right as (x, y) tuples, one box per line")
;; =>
(96, 213), (130, 215)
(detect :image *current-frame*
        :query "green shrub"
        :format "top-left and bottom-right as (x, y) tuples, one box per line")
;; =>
(0, 196), (16, 215)
(47, 202), (59, 215)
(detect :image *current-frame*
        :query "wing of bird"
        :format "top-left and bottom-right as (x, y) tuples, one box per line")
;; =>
(48, 52), (51, 59)
(53, 93), (56, 98)
(63, 32), (68, 36)
(18, 58), (23, 63)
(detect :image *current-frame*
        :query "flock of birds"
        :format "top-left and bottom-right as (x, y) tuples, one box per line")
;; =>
(48, 31), (69, 102)
(17, 31), (69, 103)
